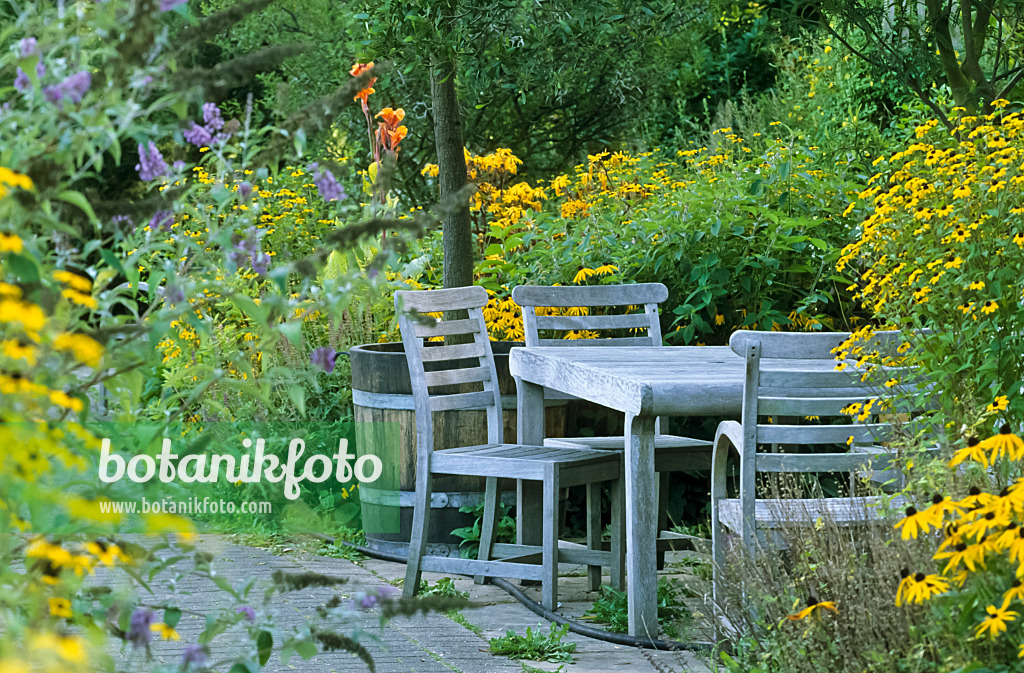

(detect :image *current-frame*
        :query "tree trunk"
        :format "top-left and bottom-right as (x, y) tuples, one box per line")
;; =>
(430, 55), (474, 290)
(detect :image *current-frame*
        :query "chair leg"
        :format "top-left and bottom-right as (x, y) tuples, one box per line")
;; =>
(656, 471), (671, 570)
(404, 467), (432, 598)
(475, 477), (499, 585)
(585, 481), (602, 592)
(711, 513), (727, 642)
(542, 466), (560, 611)
(609, 474), (625, 591)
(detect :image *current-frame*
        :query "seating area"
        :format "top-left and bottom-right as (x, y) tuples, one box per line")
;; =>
(394, 283), (927, 640)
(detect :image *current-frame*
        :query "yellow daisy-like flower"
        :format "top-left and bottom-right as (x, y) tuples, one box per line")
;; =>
(53, 270), (92, 292)
(786, 599), (838, 620)
(894, 505), (942, 540)
(61, 288), (98, 309)
(988, 396), (1010, 412)
(976, 604), (1018, 639)
(151, 623), (181, 641)
(53, 333), (104, 368)
(895, 571), (950, 605)
(572, 267), (597, 284)
(981, 300), (999, 314)
(968, 280), (986, 290)
(715, 313), (725, 326)
(48, 597), (72, 618)
(1003, 580), (1024, 608)
(0, 232), (24, 253)
(950, 436), (990, 467)
(978, 425), (1024, 462)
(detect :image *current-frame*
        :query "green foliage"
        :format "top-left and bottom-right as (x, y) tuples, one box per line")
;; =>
(417, 577), (469, 599)
(451, 500), (516, 559)
(584, 579), (693, 639)
(488, 623), (576, 663)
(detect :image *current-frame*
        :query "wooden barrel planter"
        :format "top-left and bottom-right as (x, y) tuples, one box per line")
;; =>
(350, 341), (568, 557)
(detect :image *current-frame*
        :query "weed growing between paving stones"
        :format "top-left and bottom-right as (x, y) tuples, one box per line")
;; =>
(489, 623), (577, 663)
(446, 609), (483, 636)
(584, 578), (694, 638)
(417, 577), (469, 598)
(452, 500), (517, 559)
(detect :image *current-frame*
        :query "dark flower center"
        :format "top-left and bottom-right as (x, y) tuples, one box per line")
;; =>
(905, 506), (918, 517)
(1000, 424), (1012, 435)
(968, 437), (980, 447)
(932, 493), (944, 505)
(914, 573), (925, 582)
(969, 486), (982, 496)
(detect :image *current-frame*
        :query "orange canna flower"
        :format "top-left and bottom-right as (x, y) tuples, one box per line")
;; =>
(375, 107), (408, 152)
(350, 62), (377, 105)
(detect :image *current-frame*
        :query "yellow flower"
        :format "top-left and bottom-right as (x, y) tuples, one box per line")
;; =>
(61, 288), (98, 309)
(1, 340), (37, 365)
(950, 436), (989, 467)
(572, 267), (597, 284)
(0, 233), (25, 253)
(0, 299), (46, 337)
(1003, 580), (1024, 608)
(53, 333), (104, 367)
(53, 270), (92, 292)
(895, 571), (949, 605)
(151, 622), (181, 641)
(48, 597), (73, 618)
(894, 505), (941, 540)
(86, 540), (124, 565)
(978, 425), (1024, 462)
(49, 390), (84, 412)
(0, 166), (34, 197)
(786, 599), (838, 620)
(29, 632), (87, 664)
(988, 395), (1010, 412)
(976, 604), (1018, 639)
(981, 300), (999, 314)
(715, 314), (725, 326)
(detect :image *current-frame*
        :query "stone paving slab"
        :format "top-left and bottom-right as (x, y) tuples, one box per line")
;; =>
(98, 535), (709, 673)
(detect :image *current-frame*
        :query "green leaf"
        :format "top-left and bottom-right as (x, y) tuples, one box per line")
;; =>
(295, 640), (318, 659)
(257, 631), (273, 666)
(100, 248), (126, 275)
(6, 253), (39, 283)
(279, 321), (303, 346)
(56, 190), (100, 225)
(164, 607), (181, 628)
(287, 384), (307, 417)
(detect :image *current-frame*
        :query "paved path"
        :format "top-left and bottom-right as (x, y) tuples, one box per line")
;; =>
(102, 534), (709, 673)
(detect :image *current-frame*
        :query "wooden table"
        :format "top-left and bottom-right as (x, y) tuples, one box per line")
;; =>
(509, 346), (745, 638)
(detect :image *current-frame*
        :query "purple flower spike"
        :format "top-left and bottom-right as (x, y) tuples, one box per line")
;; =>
(202, 103), (224, 131)
(172, 160), (186, 171)
(310, 347), (338, 374)
(238, 181), (253, 202)
(35, 60), (45, 79)
(18, 38), (38, 59)
(127, 608), (156, 648)
(161, 0), (188, 10)
(61, 71), (91, 104)
(149, 210), (174, 232)
(236, 605), (256, 622)
(183, 121), (212, 148)
(14, 68), (29, 92)
(136, 142), (168, 181)
(181, 643), (208, 669)
(313, 167), (345, 202)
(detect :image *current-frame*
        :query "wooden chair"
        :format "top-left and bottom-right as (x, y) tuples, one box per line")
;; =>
(710, 329), (922, 623)
(396, 286), (624, 610)
(512, 283), (713, 583)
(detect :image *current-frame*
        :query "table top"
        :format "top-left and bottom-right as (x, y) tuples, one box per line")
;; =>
(509, 346), (747, 417)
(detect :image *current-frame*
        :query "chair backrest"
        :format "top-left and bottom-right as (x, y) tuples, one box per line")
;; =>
(395, 287), (503, 453)
(512, 283), (668, 347)
(728, 330), (912, 477)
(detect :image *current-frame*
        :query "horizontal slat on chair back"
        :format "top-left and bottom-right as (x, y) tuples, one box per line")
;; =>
(534, 314), (652, 331)
(756, 452), (891, 473)
(757, 394), (878, 416)
(428, 391), (496, 412)
(730, 329), (905, 359)
(414, 318), (479, 338)
(532, 336), (654, 347)
(419, 341), (487, 362)
(756, 423), (892, 445)
(397, 286), (489, 313)
(423, 366), (491, 388)
(758, 365), (917, 389)
(512, 283), (668, 307)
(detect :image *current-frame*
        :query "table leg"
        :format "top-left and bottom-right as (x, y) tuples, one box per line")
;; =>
(516, 377), (544, 548)
(624, 412), (658, 638)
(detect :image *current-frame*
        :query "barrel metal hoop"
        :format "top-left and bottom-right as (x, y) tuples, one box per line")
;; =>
(352, 389), (566, 411)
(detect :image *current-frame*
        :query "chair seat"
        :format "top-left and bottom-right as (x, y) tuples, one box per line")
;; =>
(716, 495), (908, 532)
(544, 435), (713, 471)
(432, 443), (622, 484)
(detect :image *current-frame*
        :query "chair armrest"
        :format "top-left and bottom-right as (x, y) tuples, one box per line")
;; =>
(711, 420), (744, 500)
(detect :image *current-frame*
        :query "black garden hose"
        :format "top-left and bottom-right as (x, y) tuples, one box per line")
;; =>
(321, 536), (714, 653)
